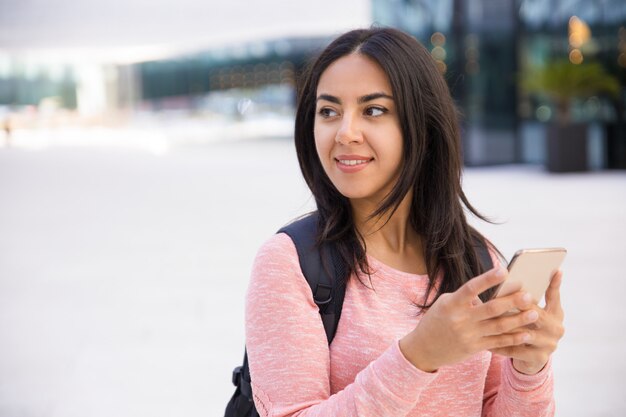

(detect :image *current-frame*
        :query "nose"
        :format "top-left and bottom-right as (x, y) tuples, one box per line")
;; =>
(336, 112), (363, 145)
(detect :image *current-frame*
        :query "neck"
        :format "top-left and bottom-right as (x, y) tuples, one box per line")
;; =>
(351, 191), (418, 254)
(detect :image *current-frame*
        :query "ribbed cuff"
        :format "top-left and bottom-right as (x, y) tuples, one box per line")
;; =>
(503, 357), (553, 392)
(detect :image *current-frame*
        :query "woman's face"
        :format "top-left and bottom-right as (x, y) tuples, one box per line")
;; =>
(314, 53), (404, 204)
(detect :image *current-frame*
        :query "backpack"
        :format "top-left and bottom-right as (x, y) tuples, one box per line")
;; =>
(224, 212), (492, 417)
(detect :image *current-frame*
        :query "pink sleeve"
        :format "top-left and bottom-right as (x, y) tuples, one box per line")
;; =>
(481, 248), (555, 416)
(245, 233), (437, 417)
(482, 353), (555, 416)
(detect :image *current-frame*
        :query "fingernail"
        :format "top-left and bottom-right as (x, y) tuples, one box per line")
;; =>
(526, 310), (539, 321)
(495, 267), (505, 277)
(522, 292), (533, 304)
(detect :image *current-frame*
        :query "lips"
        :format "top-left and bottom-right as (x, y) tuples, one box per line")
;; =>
(334, 154), (373, 173)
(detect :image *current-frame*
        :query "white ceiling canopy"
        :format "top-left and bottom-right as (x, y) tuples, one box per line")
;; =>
(0, 0), (371, 62)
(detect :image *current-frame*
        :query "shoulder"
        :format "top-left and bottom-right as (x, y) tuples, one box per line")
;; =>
(248, 232), (316, 307)
(252, 232), (300, 274)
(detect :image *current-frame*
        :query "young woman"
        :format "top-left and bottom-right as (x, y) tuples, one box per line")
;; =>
(245, 28), (564, 417)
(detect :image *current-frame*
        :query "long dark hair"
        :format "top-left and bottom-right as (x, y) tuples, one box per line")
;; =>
(294, 27), (497, 306)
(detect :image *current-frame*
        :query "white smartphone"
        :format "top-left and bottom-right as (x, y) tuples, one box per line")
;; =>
(494, 248), (567, 304)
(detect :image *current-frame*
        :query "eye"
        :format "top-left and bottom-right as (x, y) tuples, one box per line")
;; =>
(365, 106), (387, 117)
(318, 107), (339, 118)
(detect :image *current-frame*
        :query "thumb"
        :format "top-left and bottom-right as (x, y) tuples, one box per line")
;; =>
(545, 269), (563, 313)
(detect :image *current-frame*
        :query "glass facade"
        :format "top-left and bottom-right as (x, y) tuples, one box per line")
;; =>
(0, 55), (77, 109)
(135, 37), (330, 108)
(371, 0), (626, 167)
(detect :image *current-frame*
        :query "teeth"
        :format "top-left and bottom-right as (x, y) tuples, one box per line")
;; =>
(339, 159), (369, 166)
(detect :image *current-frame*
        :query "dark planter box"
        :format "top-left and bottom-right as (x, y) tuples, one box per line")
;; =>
(546, 123), (588, 172)
(605, 123), (626, 169)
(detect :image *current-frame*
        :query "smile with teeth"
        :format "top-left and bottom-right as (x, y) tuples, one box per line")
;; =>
(336, 159), (372, 166)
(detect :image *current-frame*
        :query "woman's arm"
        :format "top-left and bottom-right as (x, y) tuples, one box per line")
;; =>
(245, 233), (437, 417)
(482, 353), (554, 417)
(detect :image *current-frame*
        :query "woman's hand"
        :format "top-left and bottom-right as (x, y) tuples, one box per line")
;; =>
(489, 270), (565, 375)
(400, 267), (540, 372)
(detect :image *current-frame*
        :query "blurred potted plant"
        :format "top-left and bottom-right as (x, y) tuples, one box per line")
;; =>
(522, 59), (620, 172)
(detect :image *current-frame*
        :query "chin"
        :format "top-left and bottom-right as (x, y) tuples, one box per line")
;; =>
(333, 185), (373, 201)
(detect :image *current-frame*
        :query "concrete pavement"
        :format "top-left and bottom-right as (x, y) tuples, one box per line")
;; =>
(0, 136), (624, 416)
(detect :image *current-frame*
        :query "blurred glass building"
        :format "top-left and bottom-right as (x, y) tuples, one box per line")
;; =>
(132, 37), (329, 117)
(127, 0), (626, 168)
(372, 0), (626, 168)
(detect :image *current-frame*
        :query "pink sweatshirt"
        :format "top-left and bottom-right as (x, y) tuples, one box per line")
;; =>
(245, 233), (555, 417)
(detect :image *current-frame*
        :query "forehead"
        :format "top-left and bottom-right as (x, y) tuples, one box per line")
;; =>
(317, 53), (392, 96)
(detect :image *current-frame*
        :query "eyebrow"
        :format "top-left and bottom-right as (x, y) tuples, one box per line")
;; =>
(316, 92), (394, 104)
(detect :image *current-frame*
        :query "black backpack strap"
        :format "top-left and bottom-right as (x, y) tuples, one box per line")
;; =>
(225, 212), (346, 417)
(277, 212), (346, 344)
(226, 349), (258, 417)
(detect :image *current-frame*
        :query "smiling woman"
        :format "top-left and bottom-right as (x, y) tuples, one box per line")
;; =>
(237, 27), (563, 417)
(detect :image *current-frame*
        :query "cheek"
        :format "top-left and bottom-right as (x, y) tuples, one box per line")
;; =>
(373, 125), (403, 159)
(314, 124), (334, 164)
(389, 127), (404, 163)
(377, 128), (404, 178)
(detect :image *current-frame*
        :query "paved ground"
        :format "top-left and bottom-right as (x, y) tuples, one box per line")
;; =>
(0, 134), (624, 417)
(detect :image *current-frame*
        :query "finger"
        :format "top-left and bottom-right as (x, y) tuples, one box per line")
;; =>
(525, 315), (565, 348)
(516, 305), (544, 330)
(479, 331), (531, 351)
(480, 309), (539, 336)
(501, 322), (561, 352)
(471, 296), (482, 307)
(545, 270), (563, 314)
(489, 345), (536, 361)
(458, 267), (507, 303)
(473, 291), (533, 321)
